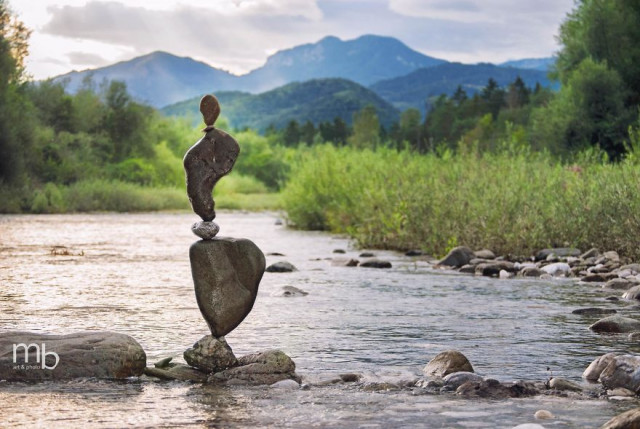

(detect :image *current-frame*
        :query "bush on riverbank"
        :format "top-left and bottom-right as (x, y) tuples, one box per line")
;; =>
(282, 143), (640, 260)
(0, 173), (281, 214)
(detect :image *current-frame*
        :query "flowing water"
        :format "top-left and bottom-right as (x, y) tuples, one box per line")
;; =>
(0, 212), (638, 428)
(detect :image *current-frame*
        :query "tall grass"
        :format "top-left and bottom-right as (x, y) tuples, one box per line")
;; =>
(282, 143), (640, 260)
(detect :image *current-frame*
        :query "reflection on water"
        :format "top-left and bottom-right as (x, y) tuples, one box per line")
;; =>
(0, 212), (638, 427)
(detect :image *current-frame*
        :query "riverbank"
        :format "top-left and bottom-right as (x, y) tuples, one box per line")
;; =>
(0, 177), (282, 213)
(282, 144), (640, 261)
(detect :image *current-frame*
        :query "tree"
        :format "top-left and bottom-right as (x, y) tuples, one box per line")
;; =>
(348, 105), (380, 149)
(399, 108), (422, 150)
(545, 0), (639, 158)
(283, 120), (300, 146)
(0, 0), (33, 183)
(300, 120), (315, 145)
(556, 0), (640, 106)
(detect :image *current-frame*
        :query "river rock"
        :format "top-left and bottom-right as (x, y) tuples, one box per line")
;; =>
(423, 350), (473, 377)
(359, 252), (375, 257)
(475, 261), (516, 277)
(144, 363), (209, 382)
(474, 249), (496, 260)
(270, 379), (300, 389)
(521, 267), (547, 277)
(272, 286), (309, 297)
(405, 250), (423, 256)
(534, 410), (554, 420)
(183, 335), (238, 373)
(599, 355), (640, 392)
(602, 407), (640, 429)
(331, 258), (359, 267)
(620, 264), (640, 274)
(583, 273), (618, 282)
(0, 331), (146, 381)
(572, 308), (617, 316)
(360, 259), (392, 269)
(456, 379), (538, 399)
(209, 349), (300, 385)
(549, 377), (582, 392)
(333, 249), (346, 254)
(590, 316), (640, 333)
(605, 279), (637, 290)
(190, 238), (265, 337)
(442, 371), (483, 389)
(584, 353), (619, 381)
(191, 221), (220, 240)
(438, 246), (475, 268)
(623, 286), (640, 300)
(580, 248), (600, 259)
(535, 248), (581, 261)
(266, 261), (297, 272)
(541, 262), (571, 276)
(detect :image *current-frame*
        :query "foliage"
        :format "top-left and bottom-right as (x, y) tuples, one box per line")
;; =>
(282, 143), (640, 260)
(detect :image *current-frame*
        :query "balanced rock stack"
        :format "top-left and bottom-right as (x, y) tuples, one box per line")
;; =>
(172, 94), (299, 385)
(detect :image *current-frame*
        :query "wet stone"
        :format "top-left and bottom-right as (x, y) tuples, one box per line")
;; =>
(190, 238), (265, 337)
(590, 315), (640, 333)
(572, 308), (617, 316)
(360, 259), (392, 269)
(191, 221), (220, 240)
(438, 246), (475, 268)
(423, 350), (473, 378)
(0, 331), (146, 381)
(209, 350), (300, 385)
(266, 261), (297, 272)
(183, 335), (238, 373)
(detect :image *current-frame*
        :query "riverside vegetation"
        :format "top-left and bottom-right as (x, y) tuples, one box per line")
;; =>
(2, 0), (640, 260)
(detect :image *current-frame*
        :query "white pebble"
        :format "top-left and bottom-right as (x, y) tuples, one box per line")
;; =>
(534, 409), (554, 419)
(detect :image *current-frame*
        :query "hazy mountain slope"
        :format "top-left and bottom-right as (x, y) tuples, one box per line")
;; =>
(162, 78), (400, 130)
(53, 51), (238, 108)
(238, 34), (447, 92)
(500, 57), (555, 71)
(370, 62), (553, 112)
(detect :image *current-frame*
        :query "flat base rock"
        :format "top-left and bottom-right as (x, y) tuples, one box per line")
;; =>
(209, 349), (300, 385)
(184, 335), (238, 373)
(144, 363), (208, 383)
(0, 331), (146, 381)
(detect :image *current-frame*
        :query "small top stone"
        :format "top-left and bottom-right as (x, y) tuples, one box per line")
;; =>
(200, 94), (220, 127)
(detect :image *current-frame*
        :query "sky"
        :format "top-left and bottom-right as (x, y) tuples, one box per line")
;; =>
(11, 0), (576, 80)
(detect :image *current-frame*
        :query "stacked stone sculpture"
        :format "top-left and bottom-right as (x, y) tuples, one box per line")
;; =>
(173, 95), (299, 385)
(184, 94), (266, 337)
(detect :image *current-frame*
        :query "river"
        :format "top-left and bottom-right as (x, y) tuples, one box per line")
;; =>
(0, 212), (637, 427)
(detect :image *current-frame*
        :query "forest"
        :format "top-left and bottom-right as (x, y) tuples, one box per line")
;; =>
(1, 0), (640, 258)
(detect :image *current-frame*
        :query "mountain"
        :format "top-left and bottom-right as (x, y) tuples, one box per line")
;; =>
(51, 35), (446, 107)
(162, 78), (400, 131)
(370, 62), (553, 112)
(499, 57), (555, 71)
(238, 35), (447, 93)
(53, 51), (238, 108)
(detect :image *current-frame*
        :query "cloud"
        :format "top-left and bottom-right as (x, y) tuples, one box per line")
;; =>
(389, 0), (573, 25)
(41, 1), (325, 74)
(67, 51), (110, 66)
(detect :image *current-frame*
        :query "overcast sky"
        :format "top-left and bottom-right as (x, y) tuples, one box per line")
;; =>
(12, 0), (575, 80)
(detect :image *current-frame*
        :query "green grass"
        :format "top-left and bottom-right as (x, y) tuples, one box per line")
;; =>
(0, 174), (281, 214)
(282, 143), (640, 260)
